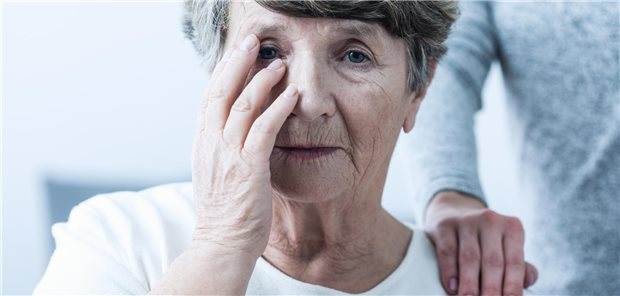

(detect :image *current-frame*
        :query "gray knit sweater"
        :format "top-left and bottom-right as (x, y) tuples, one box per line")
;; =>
(407, 2), (619, 294)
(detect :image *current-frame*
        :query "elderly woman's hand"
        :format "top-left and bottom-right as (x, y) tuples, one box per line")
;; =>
(150, 34), (298, 295)
(191, 34), (298, 259)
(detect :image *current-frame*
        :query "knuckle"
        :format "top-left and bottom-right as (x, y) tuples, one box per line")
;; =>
(460, 247), (481, 263)
(483, 252), (504, 268)
(436, 217), (458, 229)
(220, 135), (242, 149)
(241, 148), (259, 164)
(481, 209), (500, 223)
(506, 217), (525, 232)
(505, 254), (525, 267)
(252, 119), (276, 136)
(460, 281), (478, 295)
(437, 244), (458, 259)
(481, 285), (501, 296)
(240, 151), (265, 171)
(208, 87), (228, 104)
(231, 96), (252, 112)
(503, 282), (523, 295)
(241, 148), (270, 169)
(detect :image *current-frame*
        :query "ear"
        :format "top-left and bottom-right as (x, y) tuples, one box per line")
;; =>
(402, 60), (438, 133)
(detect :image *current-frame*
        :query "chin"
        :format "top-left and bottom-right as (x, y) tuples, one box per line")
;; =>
(269, 155), (352, 203)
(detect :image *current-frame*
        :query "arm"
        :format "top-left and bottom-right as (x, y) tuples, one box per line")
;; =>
(150, 243), (257, 295)
(409, 1), (494, 222)
(406, 2), (537, 295)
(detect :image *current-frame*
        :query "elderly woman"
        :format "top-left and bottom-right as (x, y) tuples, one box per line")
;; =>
(35, 1), (459, 294)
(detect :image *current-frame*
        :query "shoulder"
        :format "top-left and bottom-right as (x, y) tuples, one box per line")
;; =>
(66, 182), (196, 252)
(69, 181), (197, 266)
(342, 222), (446, 295)
(77, 182), (194, 217)
(397, 223), (445, 294)
(403, 224), (438, 267)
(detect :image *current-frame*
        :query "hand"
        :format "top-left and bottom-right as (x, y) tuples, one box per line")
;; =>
(425, 191), (538, 296)
(191, 34), (299, 259)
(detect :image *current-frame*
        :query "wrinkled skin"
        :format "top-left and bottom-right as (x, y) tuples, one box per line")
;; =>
(192, 1), (421, 262)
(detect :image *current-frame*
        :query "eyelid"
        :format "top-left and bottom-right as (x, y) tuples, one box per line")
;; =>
(258, 40), (286, 59)
(340, 39), (376, 61)
(342, 47), (375, 67)
(259, 38), (282, 50)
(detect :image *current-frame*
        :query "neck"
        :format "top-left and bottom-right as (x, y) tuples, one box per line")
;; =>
(263, 189), (412, 293)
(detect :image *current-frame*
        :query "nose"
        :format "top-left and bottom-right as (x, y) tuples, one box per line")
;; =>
(284, 53), (337, 122)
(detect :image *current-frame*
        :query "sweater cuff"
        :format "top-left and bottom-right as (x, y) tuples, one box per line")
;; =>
(415, 176), (487, 226)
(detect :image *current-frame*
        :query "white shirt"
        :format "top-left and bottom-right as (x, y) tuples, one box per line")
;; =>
(34, 182), (445, 295)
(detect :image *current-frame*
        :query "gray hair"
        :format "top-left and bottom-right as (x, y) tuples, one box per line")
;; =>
(182, 0), (459, 93)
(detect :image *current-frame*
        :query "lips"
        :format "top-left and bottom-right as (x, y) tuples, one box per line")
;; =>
(274, 145), (340, 160)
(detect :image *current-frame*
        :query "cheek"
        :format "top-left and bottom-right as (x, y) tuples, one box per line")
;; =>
(336, 81), (404, 165)
(336, 75), (405, 142)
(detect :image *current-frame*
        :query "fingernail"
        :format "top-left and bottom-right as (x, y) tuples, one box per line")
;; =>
(283, 84), (297, 97)
(267, 59), (283, 70)
(449, 277), (458, 291)
(240, 34), (257, 51)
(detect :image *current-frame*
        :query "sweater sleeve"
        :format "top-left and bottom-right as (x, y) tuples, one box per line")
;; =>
(407, 2), (497, 223)
(33, 197), (150, 295)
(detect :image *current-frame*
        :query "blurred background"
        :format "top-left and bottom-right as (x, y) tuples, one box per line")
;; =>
(2, 1), (526, 294)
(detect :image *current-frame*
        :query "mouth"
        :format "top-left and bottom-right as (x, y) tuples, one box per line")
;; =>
(273, 145), (340, 160)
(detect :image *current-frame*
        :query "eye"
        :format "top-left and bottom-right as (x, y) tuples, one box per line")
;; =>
(258, 47), (279, 60)
(345, 50), (369, 64)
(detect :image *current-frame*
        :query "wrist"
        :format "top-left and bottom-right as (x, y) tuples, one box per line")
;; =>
(189, 239), (261, 264)
(150, 240), (257, 295)
(425, 191), (486, 224)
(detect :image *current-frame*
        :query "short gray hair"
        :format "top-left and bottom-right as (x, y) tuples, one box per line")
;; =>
(183, 0), (459, 93)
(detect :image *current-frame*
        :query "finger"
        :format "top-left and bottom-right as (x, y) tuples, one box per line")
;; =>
(431, 226), (459, 295)
(205, 34), (260, 133)
(223, 59), (286, 146)
(244, 84), (299, 159)
(458, 225), (481, 296)
(524, 262), (538, 288)
(198, 50), (232, 132)
(502, 218), (526, 296)
(479, 226), (504, 296)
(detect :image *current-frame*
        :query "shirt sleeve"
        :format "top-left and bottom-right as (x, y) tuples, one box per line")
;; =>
(407, 2), (498, 223)
(33, 198), (150, 295)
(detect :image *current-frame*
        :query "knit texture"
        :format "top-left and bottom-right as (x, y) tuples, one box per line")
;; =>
(408, 2), (619, 294)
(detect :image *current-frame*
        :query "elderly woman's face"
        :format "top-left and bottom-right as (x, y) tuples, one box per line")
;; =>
(226, 2), (420, 202)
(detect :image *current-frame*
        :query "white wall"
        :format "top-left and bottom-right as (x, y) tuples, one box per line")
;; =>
(2, 3), (525, 294)
(3, 3), (204, 293)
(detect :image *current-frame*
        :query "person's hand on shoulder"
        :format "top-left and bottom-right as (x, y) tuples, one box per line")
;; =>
(425, 191), (538, 296)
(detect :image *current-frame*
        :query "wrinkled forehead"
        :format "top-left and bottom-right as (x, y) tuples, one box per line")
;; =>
(227, 1), (390, 47)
